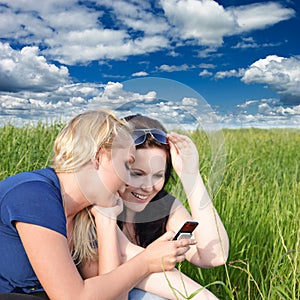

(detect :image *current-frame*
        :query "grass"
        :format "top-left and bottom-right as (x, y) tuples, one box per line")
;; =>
(0, 124), (299, 299)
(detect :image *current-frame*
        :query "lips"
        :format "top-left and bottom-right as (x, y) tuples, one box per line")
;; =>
(131, 192), (148, 202)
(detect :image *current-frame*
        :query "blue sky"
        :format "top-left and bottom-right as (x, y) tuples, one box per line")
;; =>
(0, 0), (299, 128)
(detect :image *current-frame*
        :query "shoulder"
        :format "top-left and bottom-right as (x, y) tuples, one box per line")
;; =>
(0, 168), (61, 207)
(0, 168), (66, 236)
(0, 167), (59, 193)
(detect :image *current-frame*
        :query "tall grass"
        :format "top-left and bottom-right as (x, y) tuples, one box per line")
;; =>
(0, 122), (62, 179)
(172, 128), (300, 300)
(0, 124), (299, 299)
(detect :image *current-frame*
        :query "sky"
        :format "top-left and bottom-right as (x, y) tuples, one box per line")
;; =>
(0, 0), (300, 129)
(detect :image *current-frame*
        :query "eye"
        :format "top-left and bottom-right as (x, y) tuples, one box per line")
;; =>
(155, 174), (164, 179)
(130, 170), (143, 177)
(125, 162), (131, 170)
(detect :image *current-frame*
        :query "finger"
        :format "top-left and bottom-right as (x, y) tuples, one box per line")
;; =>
(176, 245), (190, 256)
(176, 254), (186, 263)
(156, 231), (175, 241)
(175, 238), (196, 248)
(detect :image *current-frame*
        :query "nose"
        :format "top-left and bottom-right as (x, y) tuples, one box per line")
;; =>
(140, 177), (154, 192)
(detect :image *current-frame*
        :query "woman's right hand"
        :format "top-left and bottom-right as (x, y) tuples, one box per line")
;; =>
(141, 231), (196, 273)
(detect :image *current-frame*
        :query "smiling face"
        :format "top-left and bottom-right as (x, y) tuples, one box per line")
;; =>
(119, 147), (167, 213)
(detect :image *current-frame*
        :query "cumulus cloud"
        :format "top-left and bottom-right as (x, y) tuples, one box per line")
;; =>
(228, 2), (294, 32)
(221, 98), (300, 128)
(242, 55), (300, 105)
(0, 1), (298, 128)
(161, 0), (294, 46)
(0, 1), (295, 64)
(132, 71), (148, 77)
(215, 69), (245, 79)
(0, 82), (105, 125)
(157, 64), (190, 72)
(199, 69), (213, 77)
(161, 0), (236, 45)
(0, 80), (299, 128)
(0, 42), (70, 92)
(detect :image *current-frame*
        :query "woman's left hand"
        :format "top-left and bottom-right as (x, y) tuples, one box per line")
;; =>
(91, 196), (123, 220)
(167, 132), (199, 176)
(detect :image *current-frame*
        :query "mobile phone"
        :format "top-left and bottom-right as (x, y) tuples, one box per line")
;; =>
(172, 221), (199, 240)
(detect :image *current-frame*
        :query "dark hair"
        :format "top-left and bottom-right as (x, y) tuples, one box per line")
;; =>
(118, 114), (175, 247)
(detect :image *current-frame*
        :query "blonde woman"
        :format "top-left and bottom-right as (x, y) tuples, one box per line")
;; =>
(0, 110), (195, 300)
(73, 115), (229, 299)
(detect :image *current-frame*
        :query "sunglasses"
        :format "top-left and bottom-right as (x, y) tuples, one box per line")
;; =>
(132, 128), (167, 146)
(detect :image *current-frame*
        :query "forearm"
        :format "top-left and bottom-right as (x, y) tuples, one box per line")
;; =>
(96, 217), (121, 274)
(83, 252), (150, 299)
(181, 172), (229, 267)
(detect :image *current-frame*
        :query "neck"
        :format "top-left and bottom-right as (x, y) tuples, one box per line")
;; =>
(57, 172), (90, 220)
(125, 208), (136, 223)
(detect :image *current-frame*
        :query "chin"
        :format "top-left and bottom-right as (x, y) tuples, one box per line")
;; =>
(124, 201), (148, 212)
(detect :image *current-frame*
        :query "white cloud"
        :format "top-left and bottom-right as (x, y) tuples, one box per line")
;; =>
(0, 42), (70, 92)
(0, 1), (295, 65)
(229, 2), (295, 32)
(221, 98), (300, 128)
(132, 71), (148, 77)
(161, 0), (294, 46)
(157, 64), (190, 72)
(98, 0), (169, 35)
(0, 80), (299, 128)
(0, 0), (297, 128)
(161, 0), (236, 46)
(242, 55), (300, 105)
(215, 69), (245, 79)
(0, 0), (170, 65)
(198, 63), (215, 69)
(199, 69), (213, 77)
(232, 37), (281, 49)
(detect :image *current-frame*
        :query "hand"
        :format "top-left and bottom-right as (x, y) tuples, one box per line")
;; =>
(91, 196), (123, 220)
(142, 231), (196, 273)
(168, 132), (199, 176)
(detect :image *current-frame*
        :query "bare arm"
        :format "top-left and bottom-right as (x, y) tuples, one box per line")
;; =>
(92, 201), (128, 300)
(91, 203), (123, 274)
(16, 222), (193, 300)
(119, 229), (219, 299)
(78, 228), (209, 299)
(167, 132), (229, 268)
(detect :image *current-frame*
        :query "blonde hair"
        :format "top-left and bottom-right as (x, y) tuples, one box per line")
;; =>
(72, 208), (98, 264)
(52, 109), (130, 172)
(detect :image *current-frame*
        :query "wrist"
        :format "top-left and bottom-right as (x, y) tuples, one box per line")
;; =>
(133, 251), (152, 276)
(94, 215), (118, 226)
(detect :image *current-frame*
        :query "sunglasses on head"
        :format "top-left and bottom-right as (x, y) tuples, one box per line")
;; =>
(132, 128), (167, 146)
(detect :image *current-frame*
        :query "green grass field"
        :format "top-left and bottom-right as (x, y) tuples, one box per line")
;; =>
(0, 124), (299, 299)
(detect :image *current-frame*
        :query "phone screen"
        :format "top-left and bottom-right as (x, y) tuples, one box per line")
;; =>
(172, 221), (199, 240)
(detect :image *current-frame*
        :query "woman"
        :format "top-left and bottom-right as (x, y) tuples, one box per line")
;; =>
(0, 110), (195, 300)
(73, 114), (229, 299)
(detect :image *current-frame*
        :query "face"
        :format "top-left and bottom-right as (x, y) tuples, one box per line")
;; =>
(91, 137), (136, 207)
(119, 147), (167, 212)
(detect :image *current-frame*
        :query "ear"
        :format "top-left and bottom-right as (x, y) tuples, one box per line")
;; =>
(92, 147), (104, 170)
(91, 157), (99, 170)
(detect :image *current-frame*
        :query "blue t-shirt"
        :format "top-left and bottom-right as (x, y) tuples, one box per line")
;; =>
(0, 167), (66, 293)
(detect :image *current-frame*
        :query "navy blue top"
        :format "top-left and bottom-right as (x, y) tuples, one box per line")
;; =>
(0, 167), (66, 293)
